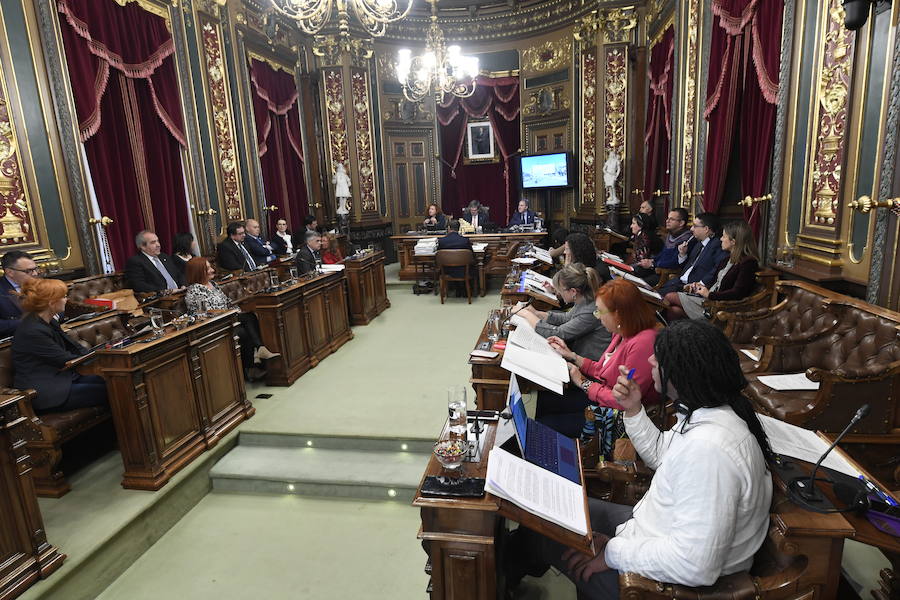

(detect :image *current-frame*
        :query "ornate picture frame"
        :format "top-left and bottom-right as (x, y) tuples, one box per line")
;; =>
(466, 120), (495, 161)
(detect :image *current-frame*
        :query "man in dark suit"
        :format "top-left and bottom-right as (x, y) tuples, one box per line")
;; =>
(294, 230), (322, 275)
(461, 200), (491, 232)
(124, 230), (184, 293)
(217, 221), (258, 272)
(244, 218), (276, 265)
(437, 219), (474, 281)
(508, 198), (538, 228)
(0, 250), (37, 336)
(658, 212), (729, 295)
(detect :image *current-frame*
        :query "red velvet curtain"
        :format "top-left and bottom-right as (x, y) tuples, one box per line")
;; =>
(249, 59), (309, 232)
(437, 77), (520, 224)
(702, 0), (783, 235)
(58, 0), (189, 267)
(643, 26), (674, 211)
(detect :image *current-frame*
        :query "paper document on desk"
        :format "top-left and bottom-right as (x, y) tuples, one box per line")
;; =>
(600, 252), (624, 263)
(757, 373), (820, 391)
(609, 266), (653, 290)
(512, 257), (538, 265)
(319, 264), (345, 272)
(527, 247), (553, 264)
(485, 447), (588, 536)
(509, 313), (530, 329)
(637, 286), (663, 301)
(508, 322), (559, 358)
(757, 414), (860, 478)
(501, 342), (568, 394)
(524, 269), (553, 286)
(472, 243), (488, 253)
(523, 281), (559, 303)
(740, 348), (762, 362)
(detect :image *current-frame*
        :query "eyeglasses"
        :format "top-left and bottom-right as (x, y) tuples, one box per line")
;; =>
(593, 307), (610, 318)
(7, 267), (39, 274)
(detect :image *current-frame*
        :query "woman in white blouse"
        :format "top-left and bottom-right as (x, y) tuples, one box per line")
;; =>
(269, 219), (294, 256)
(184, 257), (278, 379)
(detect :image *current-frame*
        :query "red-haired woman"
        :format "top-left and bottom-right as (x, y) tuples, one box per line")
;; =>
(12, 278), (108, 412)
(538, 279), (660, 438)
(423, 203), (447, 229)
(183, 257), (278, 379)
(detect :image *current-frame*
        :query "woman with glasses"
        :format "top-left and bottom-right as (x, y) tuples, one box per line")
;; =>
(537, 279), (660, 438)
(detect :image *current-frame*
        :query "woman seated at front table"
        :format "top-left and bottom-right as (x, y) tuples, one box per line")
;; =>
(536, 279), (660, 438)
(183, 257), (279, 380)
(320, 233), (343, 264)
(664, 220), (760, 321)
(517, 263), (611, 361)
(12, 278), (108, 413)
(423, 203), (447, 230)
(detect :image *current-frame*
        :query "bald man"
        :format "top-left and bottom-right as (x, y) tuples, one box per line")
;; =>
(244, 219), (276, 265)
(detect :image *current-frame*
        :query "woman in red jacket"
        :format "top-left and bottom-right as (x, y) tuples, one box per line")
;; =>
(538, 279), (660, 437)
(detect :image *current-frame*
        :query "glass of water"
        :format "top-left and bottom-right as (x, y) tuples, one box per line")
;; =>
(289, 267), (298, 283)
(447, 386), (467, 441)
(268, 270), (280, 289)
(487, 311), (501, 343)
(149, 308), (165, 339)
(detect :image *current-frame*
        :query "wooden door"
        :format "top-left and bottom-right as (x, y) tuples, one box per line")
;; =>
(195, 325), (245, 429)
(386, 131), (435, 233)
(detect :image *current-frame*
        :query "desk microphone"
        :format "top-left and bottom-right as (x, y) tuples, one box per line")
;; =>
(787, 404), (870, 510)
(501, 299), (532, 328)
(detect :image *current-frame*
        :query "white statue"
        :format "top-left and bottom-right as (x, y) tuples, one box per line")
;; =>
(603, 151), (621, 206)
(333, 162), (351, 214)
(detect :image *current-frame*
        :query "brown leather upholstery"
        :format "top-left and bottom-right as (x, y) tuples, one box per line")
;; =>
(39, 406), (109, 439)
(243, 271), (269, 295)
(65, 314), (129, 350)
(219, 278), (248, 303)
(65, 273), (126, 317)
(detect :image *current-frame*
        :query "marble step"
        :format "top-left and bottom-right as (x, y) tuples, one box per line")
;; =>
(210, 445), (430, 503)
(238, 431), (434, 454)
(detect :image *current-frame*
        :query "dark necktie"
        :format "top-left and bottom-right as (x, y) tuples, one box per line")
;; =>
(236, 241), (255, 271)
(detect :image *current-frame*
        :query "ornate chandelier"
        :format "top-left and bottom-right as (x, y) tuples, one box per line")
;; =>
(396, 0), (479, 103)
(270, 0), (412, 39)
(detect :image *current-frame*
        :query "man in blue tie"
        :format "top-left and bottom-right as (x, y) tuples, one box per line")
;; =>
(508, 198), (537, 228)
(658, 212), (728, 295)
(243, 218), (276, 265)
(124, 230), (184, 293)
(217, 221), (259, 272)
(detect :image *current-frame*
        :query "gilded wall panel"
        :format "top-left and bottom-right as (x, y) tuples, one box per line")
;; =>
(679, 0), (700, 210)
(199, 13), (243, 222)
(350, 68), (378, 212)
(0, 65), (37, 245)
(523, 38), (571, 74)
(807, 1), (854, 229)
(580, 47), (597, 212)
(604, 47), (627, 177)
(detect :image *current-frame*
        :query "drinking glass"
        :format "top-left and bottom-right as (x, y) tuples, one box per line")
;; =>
(198, 299), (209, 319)
(149, 308), (165, 339)
(487, 311), (501, 343)
(289, 267), (298, 283)
(268, 270), (280, 289)
(447, 386), (467, 441)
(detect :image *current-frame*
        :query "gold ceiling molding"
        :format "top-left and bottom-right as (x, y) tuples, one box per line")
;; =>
(573, 10), (601, 43)
(381, 0), (596, 43)
(112, 0), (170, 24)
(313, 35), (373, 68)
(523, 38), (572, 74)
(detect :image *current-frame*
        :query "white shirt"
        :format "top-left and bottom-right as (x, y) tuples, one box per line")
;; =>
(604, 405), (771, 587)
(277, 231), (293, 254)
(679, 236), (711, 283)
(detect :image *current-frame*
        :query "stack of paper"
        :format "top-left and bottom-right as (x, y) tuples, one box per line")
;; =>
(512, 257), (537, 265)
(527, 247), (553, 264)
(414, 237), (438, 255)
(609, 266), (653, 289)
(757, 414), (859, 478)
(600, 251), (624, 263)
(472, 242), (488, 253)
(319, 264), (345, 272)
(521, 269), (558, 302)
(757, 373), (820, 391)
(501, 321), (569, 393)
(485, 448), (588, 536)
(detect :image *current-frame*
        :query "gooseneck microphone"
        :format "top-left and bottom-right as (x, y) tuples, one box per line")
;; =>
(501, 299), (532, 329)
(788, 404), (870, 507)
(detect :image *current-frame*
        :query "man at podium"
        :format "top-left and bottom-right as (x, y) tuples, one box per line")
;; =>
(509, 320), (772, 598)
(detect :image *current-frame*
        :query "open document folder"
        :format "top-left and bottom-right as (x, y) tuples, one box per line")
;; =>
(501, 321), (570, 394)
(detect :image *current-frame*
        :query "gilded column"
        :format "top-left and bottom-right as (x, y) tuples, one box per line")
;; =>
(575, 13), (600, 216)
(678, 0), (701, 212)
(197, 3), (244, 224)
(796, 0), (855, 270)
(601, 8), (636, 215)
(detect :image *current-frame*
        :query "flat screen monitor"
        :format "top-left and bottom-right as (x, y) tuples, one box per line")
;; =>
(519, 152), (574, 190)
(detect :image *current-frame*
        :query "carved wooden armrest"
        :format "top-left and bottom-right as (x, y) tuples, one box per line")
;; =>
(619, 571), (759, 600)
(806, 360), (900, 384)
(717, 297), (789, 324)
(751, 320), (839, 347)
(652, 267), (680, 290)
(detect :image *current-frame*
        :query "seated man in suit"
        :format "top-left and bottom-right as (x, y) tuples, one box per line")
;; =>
(294, 230), (322, 275)
(244, 219), (276, 265)
(633, 208), (694, 286)
(460, 200), (490, 233)
(437, 219), (474, 281)
(217, 221), (258, 273)
(304, 215), (318, 233)
(124, 230), (184, 293)
(508, 198), (537, 228)
(658, 212), (728, 295)
(0, 250), (38, 336)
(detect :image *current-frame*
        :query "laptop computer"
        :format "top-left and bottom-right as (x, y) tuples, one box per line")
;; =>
(507, 375), (580, 484)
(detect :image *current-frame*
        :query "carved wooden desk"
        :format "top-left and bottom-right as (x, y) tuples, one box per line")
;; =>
(414, 422), (591, 600)
(468, 318), (511, 412)
(243, 271), (353, 386)
(0, 393), (65, 600)
(93, 310), (252, 491)
(344, 250), (390, 325)
(391, 232), (547, 284)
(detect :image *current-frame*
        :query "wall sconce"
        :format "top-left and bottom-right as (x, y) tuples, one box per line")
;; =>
(739, 193), (773, 207)
(651, 189), (670, 198)
(849, 195), (900, 214)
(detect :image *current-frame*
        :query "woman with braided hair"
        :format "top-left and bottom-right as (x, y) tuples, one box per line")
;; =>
(509, 320), (772, 599)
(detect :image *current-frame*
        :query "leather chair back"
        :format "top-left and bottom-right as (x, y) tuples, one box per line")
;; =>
(67, 274), (125, 304)
(243, 271), (269, 295)
(219, 279), (248, 303)
(64, 315), (129, 350)
(730, 282), (837, 346)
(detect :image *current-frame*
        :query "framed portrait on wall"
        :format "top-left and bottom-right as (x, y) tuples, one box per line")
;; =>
(466, 121), (495, 160)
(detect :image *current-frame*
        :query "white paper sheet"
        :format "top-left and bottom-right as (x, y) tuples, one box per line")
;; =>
(527, 247), (553, 264)
(757, 414), (859, 478)
(485, 448), (588, 536)
(501, 343), (569, 394)
(757, 373), (820, 391)
(512, 257), (538, 265)
(740, 348), (761, 362)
